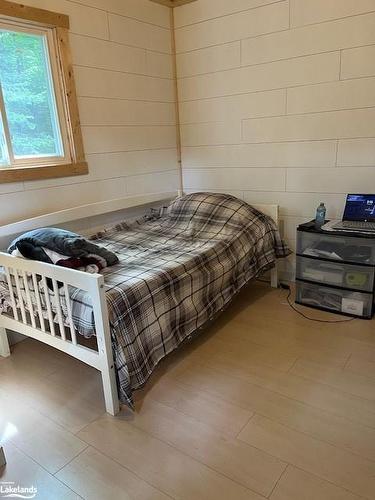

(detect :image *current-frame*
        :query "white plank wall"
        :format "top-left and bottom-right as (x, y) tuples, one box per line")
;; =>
(0, 0), (179, 226)
(175, 0), (375, 279)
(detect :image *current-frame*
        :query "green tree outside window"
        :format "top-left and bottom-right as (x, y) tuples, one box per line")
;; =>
(0, 29), (63, 159)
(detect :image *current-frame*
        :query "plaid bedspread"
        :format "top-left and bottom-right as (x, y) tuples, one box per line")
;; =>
(0, 193), (290, 407)
(70, 192), (289, 406)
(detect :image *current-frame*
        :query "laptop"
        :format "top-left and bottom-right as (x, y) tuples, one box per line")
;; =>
(326, 194), (375, 232)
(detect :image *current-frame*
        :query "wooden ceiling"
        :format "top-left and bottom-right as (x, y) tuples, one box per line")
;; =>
(149, 0), (197, 7)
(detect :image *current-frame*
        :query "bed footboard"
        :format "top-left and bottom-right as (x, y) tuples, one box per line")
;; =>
(0, 252), (119, 415)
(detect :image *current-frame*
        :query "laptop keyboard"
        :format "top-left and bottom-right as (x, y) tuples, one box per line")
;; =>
(341, 221), (375, 230)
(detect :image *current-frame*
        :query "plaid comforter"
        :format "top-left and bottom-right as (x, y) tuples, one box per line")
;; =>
(0, 193), (290, 406)
(71, 192), (289, 406)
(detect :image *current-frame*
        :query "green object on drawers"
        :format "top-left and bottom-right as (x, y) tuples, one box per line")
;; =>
(345, 272), (368, 287)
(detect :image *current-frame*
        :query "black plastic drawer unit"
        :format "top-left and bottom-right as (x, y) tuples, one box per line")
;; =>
(296, 221), (375, 319)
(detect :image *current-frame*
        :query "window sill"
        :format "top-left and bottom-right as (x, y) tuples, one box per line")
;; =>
(0, 162), (88, 184)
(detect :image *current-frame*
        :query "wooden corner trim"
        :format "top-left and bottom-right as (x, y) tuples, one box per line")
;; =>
(170, 0), (198, 6)
(0, 162), (88, 183)
(148, 0), (197, 7)
(0, 0), (69, 28)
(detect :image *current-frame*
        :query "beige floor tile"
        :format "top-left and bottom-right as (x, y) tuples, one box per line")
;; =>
(177, 355), (375, 429)
(345, 341), (375, 364)
(6, 338), (68, 366)
(140, 376), (253, 437)
(345, 355), (375, 379)
(238, 414), (375, 500)
(2, 282), (375, 500)
(290, 358), (375, 401)
(215, 317), (351, 368)
(0, 443), (80, 499)
(2, 376), (106, 434)
(171, 363), (375, 461)
(0, 391), (87, 474)
(0, 340), (64, 380)
(131, 397), (285, 497)
(270, 466), (362, 500)
(224, 285), (375, 349)
(78, 415), (265, 500)
(190, 335), (298, 372)
(56, 446), (170, 500)
(46, 360), (105, 407)
(0, 340), (106, 434)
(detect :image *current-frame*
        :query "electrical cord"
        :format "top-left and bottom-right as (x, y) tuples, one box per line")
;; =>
(282, 282), (356, 323)
(256, 278), (356, 323)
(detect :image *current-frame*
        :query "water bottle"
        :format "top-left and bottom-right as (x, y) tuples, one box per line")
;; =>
(315, 202), (326, 228)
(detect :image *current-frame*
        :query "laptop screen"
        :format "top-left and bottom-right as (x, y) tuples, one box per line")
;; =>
(343, 194), (375, 221)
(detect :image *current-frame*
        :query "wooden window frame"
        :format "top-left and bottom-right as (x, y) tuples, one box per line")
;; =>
(0, 0), (88, 183)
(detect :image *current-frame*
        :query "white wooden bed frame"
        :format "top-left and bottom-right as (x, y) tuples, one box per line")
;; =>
(0, 192), (279, 415)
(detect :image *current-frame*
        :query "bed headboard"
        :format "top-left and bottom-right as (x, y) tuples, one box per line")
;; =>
(252, 204), (279, 224)
(0, 192), (177, 250)
(0, 194), (279, 250)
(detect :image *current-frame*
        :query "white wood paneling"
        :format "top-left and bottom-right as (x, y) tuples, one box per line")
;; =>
(72, 0), (170, 28)
(82, 126), (177, 154)
(337, 139), (375, 167)
(242, 108), (375, 143)
(0, 192), (177, 239)
(183, 168), (286, 192)
(0, 0), (177, 226)
(181, 122), (241, 147)
(20, 0), (110, 38)
(175, 1), (289, 52)
(108, 13), (172, 53)
(86, 150), (178, 181)
(286, 168), (375, 194)
(23, 149), (178, 190)
(241, 12), (375, 66)
(341, 45), (375, 80)
(70, 34), (147, 75)
(175, 0), (375, 280)
(0, 182), (23, 195)
(177, 42), (241, 78)
(126, 170), (179, 195)
(180, 90), (286, 124)
(287, 78), (375, 114)
(174, 0), (281, 28)
(146, 51), (173, 79)
(290, 0), (375, 27)
(181, 142), (337, 168)
(243, 192), (346, 218)
(179, 52), (340, 101)
(79, 98), (175, 127)
(1, 179), (126, 226)
(75, 66), (175, 102)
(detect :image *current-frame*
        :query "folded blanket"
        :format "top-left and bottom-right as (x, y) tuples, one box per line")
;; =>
(7, 228), (118, 267)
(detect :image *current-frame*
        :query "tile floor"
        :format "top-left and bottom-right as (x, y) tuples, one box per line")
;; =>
(1, 282), (375, 499)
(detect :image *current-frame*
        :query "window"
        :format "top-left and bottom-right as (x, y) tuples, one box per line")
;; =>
(0, 2), (87, 183)
(0, 22), (68, 165)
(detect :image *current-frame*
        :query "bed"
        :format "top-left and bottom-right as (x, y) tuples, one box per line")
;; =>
(0, 192), (289, 413)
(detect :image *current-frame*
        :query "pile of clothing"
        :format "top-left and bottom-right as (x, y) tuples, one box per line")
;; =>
(8, 227), (118, 273)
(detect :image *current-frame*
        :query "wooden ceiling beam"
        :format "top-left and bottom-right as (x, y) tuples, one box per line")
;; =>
(149, 0), (197, 7)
